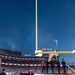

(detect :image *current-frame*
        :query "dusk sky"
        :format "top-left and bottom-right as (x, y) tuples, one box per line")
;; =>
(0, 0), (75, 63)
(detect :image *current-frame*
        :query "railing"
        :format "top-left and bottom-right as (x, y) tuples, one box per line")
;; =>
(66, 64), (75, 75)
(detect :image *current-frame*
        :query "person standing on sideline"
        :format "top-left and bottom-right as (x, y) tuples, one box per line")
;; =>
(46, 59), (49, 74)
(39, 60), (46, 73)
(50, 58), (54, 73)
(27, 70), (34, 75)
(0, 69), (6, 75)
(61, 58), (66, 73)
(56, 59), (60, 73)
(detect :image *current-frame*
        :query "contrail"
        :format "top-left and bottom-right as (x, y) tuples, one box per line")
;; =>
(54, 40), (58, 48)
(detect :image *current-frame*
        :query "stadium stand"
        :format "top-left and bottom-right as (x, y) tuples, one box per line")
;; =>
(0, 49), (22, 57)
(0, 48), (75, 75)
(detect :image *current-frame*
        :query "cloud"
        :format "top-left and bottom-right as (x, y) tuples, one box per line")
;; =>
(38, 30), (57, 48)
(39, 30), (55, 42)
(0, 38), (16, 50)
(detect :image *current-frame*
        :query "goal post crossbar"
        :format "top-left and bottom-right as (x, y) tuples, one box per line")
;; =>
(35, 51), (75, 54)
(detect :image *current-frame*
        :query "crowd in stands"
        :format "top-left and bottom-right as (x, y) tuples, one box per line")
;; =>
(0, 55), (67, 74)
(2, 66), (68, 74)
(0, 57), (68, 74)
(0, 49), (75, 75)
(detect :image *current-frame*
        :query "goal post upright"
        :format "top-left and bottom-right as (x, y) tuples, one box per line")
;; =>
(36, 0), (38, 52)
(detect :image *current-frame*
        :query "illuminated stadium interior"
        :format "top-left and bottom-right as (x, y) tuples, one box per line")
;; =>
(0, 48), (75, 75)
(0, 0), (75, 75)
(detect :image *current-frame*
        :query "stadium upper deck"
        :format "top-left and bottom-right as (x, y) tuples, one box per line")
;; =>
(0, 48), (48, 67)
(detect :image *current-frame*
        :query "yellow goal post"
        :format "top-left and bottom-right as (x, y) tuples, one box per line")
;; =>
(35, 0), (75, 54)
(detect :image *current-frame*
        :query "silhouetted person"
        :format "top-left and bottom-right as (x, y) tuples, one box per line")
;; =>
(56, 59), (60, 73)
(50, 58), (54, 73)
(27, 70), (34, 75)
(40, 61), (46, 73)
(46, 59), (49, 73)
(52, 55), (57, 62)
(0, 69), (6, 75)
(61, 59), (66, 73)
